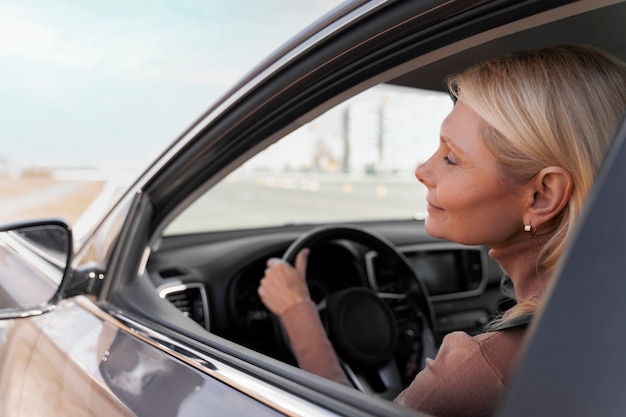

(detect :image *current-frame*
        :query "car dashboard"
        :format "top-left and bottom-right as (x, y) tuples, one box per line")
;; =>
(146, 219), (511, 365)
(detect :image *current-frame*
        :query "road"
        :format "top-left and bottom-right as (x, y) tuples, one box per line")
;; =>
(0, 174), (428, 235)
(167, 174), (429, 233)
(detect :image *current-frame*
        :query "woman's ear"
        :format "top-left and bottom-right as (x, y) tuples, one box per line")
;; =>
(526, 166), (573, 228)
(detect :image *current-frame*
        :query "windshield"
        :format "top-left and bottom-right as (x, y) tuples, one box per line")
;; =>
(165, 84), (452, 235)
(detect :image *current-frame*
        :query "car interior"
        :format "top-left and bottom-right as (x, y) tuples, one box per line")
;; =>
(112, 0), (626, 402)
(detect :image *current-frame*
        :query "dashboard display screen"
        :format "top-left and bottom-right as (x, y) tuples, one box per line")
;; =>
(408, 251), (463, 296)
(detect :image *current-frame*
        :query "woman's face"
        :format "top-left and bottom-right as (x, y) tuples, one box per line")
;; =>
(415, 101), (528, 247)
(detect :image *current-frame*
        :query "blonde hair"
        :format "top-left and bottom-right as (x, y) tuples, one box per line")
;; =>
(447, 45), (626, 326)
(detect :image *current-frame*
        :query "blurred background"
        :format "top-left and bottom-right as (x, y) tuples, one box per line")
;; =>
(0, 0), (345, 227)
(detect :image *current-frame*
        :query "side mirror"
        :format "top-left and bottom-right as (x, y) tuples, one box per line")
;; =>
(0, 220), (72, 318)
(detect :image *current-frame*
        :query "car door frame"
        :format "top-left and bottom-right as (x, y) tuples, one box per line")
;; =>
(68, 0), (598, 415)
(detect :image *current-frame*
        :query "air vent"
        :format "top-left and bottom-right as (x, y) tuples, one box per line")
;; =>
(161, 284), (209, 330)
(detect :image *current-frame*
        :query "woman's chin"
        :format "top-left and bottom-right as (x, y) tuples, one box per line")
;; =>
(424, 219), (462, 244)
(424, 218), (445, 240)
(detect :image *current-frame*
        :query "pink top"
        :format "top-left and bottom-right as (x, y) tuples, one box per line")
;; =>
(278, 234), (552, 417)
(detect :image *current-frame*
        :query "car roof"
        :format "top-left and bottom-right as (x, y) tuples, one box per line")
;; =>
(391, 0), (626, 91)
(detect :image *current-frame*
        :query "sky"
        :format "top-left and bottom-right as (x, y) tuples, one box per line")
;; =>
(0, 0), (345, 171)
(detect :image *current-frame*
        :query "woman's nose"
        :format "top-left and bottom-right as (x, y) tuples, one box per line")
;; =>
(414, 159), (432, 187)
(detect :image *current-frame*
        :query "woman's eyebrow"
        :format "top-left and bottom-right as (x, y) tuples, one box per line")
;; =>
(440, 135), (466, 156)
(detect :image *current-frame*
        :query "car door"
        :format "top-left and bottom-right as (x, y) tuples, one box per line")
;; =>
(16, 296), (303, 416)
(85, 0), (603, 415)
(0, 221), (307, 416)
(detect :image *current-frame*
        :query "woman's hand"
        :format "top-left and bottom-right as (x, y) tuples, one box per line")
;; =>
(258, 248), (310, 316)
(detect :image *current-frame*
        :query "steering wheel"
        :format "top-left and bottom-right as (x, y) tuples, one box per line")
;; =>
(280, 224), (436, 399)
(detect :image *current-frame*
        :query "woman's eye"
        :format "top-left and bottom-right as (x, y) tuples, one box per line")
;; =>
(443, 154), (458, 165)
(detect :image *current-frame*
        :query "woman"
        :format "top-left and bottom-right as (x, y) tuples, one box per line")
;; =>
(258, 45), (626, 417)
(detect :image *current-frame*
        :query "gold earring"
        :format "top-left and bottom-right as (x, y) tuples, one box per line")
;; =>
(524, 224), (535, 235)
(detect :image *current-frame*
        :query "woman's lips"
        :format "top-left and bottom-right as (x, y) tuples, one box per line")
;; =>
(426, 201), (444, 212)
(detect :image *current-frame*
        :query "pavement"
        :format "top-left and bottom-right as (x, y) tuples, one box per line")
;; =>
(0, 179), (105, 225)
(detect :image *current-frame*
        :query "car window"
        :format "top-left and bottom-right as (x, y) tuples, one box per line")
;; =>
(164, 83), (452, 235)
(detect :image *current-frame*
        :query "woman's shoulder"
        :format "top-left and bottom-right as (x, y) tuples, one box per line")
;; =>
(475, 326), (527, 352)
(395, 328), (526, 416)
(436, 328), (526, 376)
(441, 327), (525, 349)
